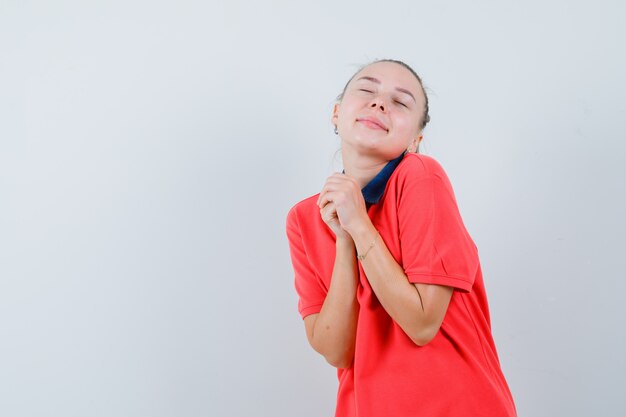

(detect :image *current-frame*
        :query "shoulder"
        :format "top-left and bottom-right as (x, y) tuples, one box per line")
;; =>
(395, 152), (449, 183)
(286, 193), (320, 228)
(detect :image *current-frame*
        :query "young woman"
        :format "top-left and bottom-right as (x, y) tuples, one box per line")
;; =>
(285, 59), (517, 417)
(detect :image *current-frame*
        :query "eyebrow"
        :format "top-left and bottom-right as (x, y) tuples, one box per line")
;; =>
(356, 76), (416, 103)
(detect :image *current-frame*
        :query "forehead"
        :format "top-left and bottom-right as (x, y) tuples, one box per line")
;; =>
(351, 62), (421, 92)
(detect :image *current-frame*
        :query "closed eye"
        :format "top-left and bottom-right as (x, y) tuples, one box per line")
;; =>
(359, 88), (408, 108)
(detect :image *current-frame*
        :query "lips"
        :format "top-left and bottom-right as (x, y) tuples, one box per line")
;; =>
(357, 116), (388, 131)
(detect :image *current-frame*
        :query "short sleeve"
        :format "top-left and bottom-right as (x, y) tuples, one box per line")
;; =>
(286, 206), (327, 319)
(397, 158), (479, 293)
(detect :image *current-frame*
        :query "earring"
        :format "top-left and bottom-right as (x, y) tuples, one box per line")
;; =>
(407, 137), (421, 153)
(334, 125), (338, 135)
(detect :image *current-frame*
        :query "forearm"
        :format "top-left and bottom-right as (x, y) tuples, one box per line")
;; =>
(311, 238), (360, 368)
(351, 223), (433, 345)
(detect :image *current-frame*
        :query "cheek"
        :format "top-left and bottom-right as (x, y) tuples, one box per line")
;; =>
(338, 100), (362, 120)
(394, 117), (414, 132)
(395, 113), (420, 134)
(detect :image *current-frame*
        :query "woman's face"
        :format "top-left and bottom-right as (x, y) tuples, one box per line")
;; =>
(332, 61), (425, 159)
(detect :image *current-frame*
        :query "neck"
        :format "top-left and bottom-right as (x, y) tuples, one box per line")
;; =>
(341, 146), (400, 189)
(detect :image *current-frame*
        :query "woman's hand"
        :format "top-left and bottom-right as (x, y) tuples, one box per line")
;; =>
(319, 201), (352, 241)
(317, 173), (370, 239)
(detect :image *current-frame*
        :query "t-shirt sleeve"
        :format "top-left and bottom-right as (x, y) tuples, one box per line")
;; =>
(397, 158), (479, 293)
(286, 206), (327, 319)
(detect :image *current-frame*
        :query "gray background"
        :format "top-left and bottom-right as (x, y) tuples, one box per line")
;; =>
(1, 1), (624, 416)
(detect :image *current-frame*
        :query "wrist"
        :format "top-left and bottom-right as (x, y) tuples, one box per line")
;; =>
(346, 214), (373, 239)
(336, 236), (355, 249)
(351, 222), (379, 257)
(349, 218), (375, 242)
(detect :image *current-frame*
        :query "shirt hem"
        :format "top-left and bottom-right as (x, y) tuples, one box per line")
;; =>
(299, 304), (324, 319)
(406, 272), (473, 293)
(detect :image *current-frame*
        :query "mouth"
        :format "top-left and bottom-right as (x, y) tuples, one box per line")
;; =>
(357, 117), (388, 132)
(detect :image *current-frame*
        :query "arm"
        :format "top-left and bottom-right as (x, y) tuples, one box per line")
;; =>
(303, 237), (359, 369)
(351, 222), (453, 346)
(314, 159), (475, 347)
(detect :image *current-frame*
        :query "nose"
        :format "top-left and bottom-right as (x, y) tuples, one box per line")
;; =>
(370, 97), (386, 112)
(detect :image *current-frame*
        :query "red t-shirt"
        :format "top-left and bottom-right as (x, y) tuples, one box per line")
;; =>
(286, 152), (517, 417)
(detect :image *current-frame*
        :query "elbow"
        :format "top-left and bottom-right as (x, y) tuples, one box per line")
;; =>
(408, 325), (439, 347)
(324, 350), (354, 369)
(310, 340), (354, 369)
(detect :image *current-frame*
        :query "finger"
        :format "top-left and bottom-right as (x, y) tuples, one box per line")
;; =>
(317, 181), (333, 206)
(327, 173), (353, 184)
(317, 173), (354, 199)
(320, 200), (336, 214)
(317, 176), (344, 204)
(325, 174), (358, 193)
(319, 202), (337, 222)
(331, 172), (356, 182)
(318, 184), (342, 207)
(318, 190), (339, 210)
(317, 188), (326, 206)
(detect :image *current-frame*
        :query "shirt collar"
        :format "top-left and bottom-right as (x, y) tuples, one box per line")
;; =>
(341, 151), (407, 205)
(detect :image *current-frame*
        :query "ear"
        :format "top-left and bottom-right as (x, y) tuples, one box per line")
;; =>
(406, 135), (423, 152)
(331, 103), (340, 126)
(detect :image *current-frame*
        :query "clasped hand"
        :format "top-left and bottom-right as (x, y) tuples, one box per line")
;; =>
(316, 173), (370, 240)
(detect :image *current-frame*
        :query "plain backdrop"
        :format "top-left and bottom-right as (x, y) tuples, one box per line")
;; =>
(1, 1), (625, 416)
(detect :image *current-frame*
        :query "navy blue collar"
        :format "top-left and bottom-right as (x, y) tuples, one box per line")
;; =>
(342, 151), (406, 206)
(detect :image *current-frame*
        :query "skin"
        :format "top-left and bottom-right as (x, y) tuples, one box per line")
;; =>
(303, 62), (454, 368)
